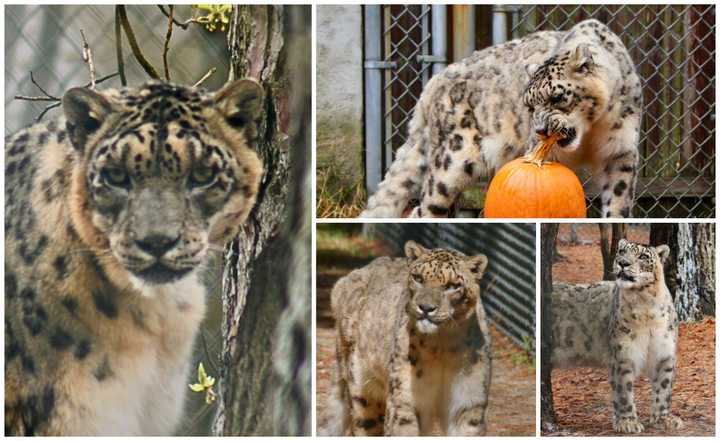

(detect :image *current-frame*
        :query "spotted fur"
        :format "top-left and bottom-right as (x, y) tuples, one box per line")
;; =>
(361, 19), (640, 218)
(5, 80), (264, 435)
(551, 239), (683, 433)
(323, 241), (491, 436)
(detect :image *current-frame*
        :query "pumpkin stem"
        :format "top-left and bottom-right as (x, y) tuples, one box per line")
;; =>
(523, 132), (563, 167)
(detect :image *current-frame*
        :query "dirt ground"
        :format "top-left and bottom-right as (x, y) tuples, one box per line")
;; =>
(315, 231), (536, 436)
(544, 224), (716, 436)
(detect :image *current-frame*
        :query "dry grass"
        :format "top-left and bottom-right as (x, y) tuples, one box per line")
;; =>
(316, 166), (366, 218)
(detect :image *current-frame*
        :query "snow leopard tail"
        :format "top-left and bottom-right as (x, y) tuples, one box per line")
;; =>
(359, 106), (428, 218)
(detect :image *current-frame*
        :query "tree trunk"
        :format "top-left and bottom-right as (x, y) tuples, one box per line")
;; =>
(649, 223), (715, 322)
(599, 224), (626, 280)
(214, 5), (310, 436)
(649, 223), (679, 295)
(693, 224), (715, 317)
(569, 224), (579, 245)
(540, 223), (558, 432)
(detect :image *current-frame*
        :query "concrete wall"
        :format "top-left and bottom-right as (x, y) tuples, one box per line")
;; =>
(316, 5), (364, 200)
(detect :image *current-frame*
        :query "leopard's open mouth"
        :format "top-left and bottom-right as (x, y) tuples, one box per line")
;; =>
(556, 128), (577, 147)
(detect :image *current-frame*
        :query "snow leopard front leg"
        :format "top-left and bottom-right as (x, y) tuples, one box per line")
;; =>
(647, 314), (683, 431)
(596, 118), (640, 218)
(384, 316), (421, 435)
(608, 309), (645, 434)
(448, 322), (492, 435)
(411, 134), (480, 218)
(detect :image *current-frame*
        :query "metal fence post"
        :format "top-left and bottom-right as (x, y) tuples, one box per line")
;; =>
(431, 5), (447, 75)
(492, 4), (509, 44)
(364, 5), (382, 194)
(452, 5), (476, 61)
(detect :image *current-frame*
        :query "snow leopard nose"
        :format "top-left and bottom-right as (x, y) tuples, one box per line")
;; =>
(617, 258), (631, 268)
(418, 304), (437, 315)
(135, 234), (180, 258)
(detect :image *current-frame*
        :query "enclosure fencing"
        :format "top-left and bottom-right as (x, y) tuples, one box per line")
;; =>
(364, 5), (715, 218)
(6, 4), (229, 134)
(374, 223), (536, 350)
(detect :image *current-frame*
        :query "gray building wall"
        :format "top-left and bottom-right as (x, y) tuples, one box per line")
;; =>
(316, 6), (364, 196)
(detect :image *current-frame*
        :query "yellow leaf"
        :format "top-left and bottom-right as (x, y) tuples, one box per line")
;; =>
(189, 383), (205, 392)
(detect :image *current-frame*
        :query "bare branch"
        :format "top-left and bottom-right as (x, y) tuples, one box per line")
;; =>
(83, 72), (120, 88)
(30, 71), (59, 100)
(15, 72), (118, 122)
(157, 5), (202, 29)
(80, 30), (97, 88)
(192, 67), (217, 88)
(36, 103), (62, 122)
(115, 6), (127, 86)
(163, 5), (174, 81)
(13, 95), (56, 102)
(117, 5), (160, 79)
(157, 5), (190, 30)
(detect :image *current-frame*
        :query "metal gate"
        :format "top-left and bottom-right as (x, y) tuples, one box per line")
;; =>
(364, 5), (446, 193)
(364, 5), (715, 218)
(373, 223), (536, 350)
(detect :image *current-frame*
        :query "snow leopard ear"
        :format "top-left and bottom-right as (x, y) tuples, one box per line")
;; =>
(215, 78), (264, 138)
(655, 245), (670, 263)
(571, 44), (595, 74)
(62, 87), (114, 152)
(404, 241), (429, 261)
(617, 238), (628, 249)
(466, 254), (488, 280)
(525, 63), (539, 77)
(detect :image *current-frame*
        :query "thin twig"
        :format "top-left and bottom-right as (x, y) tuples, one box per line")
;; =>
(30, 71), (59, 100)
(157, 5), (190, 30)
(163, 5), (174, 81)
(192, 67), (217, 88)
(157, 5), (202, 29)
(15, 72), (118, 122)
(36, 103), (62, 122)
(117, 5), (160, 79)
(82, 72), (120, 88)
(12, 95), (57, 102)
(80, 30), (97, 88)
(115, 5), (127, 86)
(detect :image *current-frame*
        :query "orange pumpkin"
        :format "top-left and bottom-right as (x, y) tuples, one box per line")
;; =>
(484, 134), (586, 218)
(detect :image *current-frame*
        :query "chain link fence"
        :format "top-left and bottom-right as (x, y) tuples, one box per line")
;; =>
(6, 4), (230, 134)
(373, 223), (535, 350)
(368, 5), (715, 218)
(5, 5), (230, 435)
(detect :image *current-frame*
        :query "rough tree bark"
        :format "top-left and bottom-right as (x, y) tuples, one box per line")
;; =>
(540, 223), (559, 432)
(650, 223), (715, 322)
(213, 5), (310, 436)
(599, 223), (626, 280)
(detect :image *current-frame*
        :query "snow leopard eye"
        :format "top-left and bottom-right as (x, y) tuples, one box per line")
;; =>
(101, 167), (130, 189)
(445, 282), (461, 291)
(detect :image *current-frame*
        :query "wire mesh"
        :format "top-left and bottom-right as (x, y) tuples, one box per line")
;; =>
(5, 4), (230, 135)
(514, 5), (715, 218)
(4, 5), (229, 435)
(374, 223), (536, 351)
(375, 5), (715, 218)
(381, 5), (432, 166)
